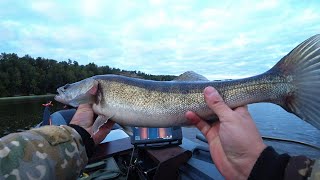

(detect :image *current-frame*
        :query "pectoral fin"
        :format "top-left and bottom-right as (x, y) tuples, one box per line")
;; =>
(92, 115), (113, 135)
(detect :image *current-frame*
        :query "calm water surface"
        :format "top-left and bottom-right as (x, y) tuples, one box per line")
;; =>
(0, 96), (64, 136)
(0, 97), (319, 149)
(249, 103), (320, 147)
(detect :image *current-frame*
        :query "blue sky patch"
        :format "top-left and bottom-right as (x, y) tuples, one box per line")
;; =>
(1, 0), (319, 80)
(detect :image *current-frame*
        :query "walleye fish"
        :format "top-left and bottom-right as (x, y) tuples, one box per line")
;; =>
(55, 35), (320, 134)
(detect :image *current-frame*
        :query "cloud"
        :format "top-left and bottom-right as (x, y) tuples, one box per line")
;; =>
(256, 0), (279, 10)
(0, 0), (319, 79)
(30, 1), (57, 15)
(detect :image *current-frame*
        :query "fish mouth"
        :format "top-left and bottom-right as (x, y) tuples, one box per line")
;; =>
(57, 87), (64, 94)
(54, 95), (61, 102)
(55, 88), (65, 102)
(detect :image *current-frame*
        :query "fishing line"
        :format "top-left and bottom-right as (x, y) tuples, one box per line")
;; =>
(125, 146), (135, 180)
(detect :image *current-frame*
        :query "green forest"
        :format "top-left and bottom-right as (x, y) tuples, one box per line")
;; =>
(0, 53), (176, 97)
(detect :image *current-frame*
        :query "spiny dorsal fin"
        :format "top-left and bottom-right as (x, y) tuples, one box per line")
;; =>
(173, 71), (209, 81)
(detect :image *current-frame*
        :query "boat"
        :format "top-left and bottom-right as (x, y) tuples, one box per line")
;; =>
(37, 106), (320, 180)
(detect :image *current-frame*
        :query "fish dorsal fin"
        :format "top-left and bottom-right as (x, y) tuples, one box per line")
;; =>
(173, 71), (209, 81)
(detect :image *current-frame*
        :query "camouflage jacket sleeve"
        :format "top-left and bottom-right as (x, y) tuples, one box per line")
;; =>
(249, 146), (319, 180)
(0, 125), (88, 179)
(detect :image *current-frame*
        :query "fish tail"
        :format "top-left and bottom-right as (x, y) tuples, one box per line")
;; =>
(270, 34), (320, 129)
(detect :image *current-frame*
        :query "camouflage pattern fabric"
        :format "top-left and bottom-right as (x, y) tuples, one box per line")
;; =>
(1, 125), (319, 180)
(310, 159), (320, 180)
(284, 156), (320, 180)
(0, 125), (88, 179)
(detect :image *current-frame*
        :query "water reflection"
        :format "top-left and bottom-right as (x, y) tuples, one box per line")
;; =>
(0, 96), (64, 136)
(249, 103), (320, 147)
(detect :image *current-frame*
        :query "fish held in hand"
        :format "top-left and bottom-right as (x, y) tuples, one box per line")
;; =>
(55, 35), (320, 134)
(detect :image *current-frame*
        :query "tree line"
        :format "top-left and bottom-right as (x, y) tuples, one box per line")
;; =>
(0, 53), (176, 97)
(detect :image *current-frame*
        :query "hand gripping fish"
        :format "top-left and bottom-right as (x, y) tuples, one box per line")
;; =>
(55, 35), (320, 135)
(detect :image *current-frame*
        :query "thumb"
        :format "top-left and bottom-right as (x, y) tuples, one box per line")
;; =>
(204, 86), (233, 121)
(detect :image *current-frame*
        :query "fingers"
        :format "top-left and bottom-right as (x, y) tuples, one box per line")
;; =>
(105, 120), (115, 129)
(78, 103), (92, 109)
(98, 120), (115, 133)
(186, 111), (215, 138)
(204, 87), (233, 121)
(234, 105), (249, 114)
(92, 120), (115, 145)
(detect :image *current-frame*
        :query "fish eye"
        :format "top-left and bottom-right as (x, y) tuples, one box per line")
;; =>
(64, 84), (70, 90)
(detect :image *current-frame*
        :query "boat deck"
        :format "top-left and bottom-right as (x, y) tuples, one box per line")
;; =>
(182, 127), (208, 146)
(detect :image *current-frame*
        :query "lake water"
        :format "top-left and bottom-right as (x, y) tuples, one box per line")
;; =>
(248, 103), (320, 147)
(0, 96), (64, 136)
(0, 96), (319, 156)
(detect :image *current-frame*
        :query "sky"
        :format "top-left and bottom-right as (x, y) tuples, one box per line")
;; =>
(1, 0), (320, 80)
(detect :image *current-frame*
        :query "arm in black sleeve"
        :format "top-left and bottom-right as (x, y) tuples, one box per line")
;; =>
(248, 146), (290, 180)
(249, 146), (316, 180)
(68, 124), (95, 158)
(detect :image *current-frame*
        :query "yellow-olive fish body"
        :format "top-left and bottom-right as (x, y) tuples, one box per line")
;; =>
(55, 35), (320, 134)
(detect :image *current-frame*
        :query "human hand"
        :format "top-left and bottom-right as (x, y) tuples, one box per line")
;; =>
(70, 104), (115, 145)
(185, 87), (266, 180)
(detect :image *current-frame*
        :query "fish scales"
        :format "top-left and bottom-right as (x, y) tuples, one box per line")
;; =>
(91, 73), (291, 127)
(94, 77), (209, 127)
(55, 34), (320, 133)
